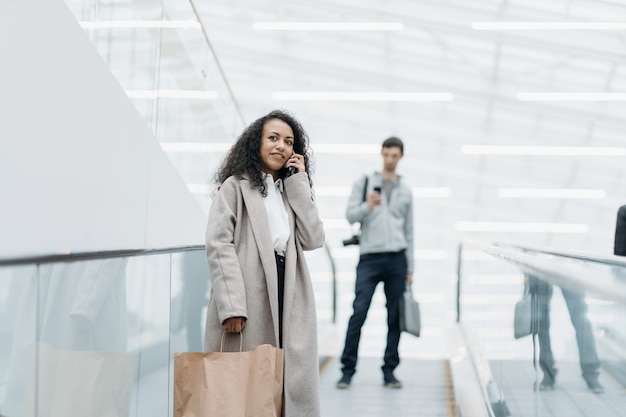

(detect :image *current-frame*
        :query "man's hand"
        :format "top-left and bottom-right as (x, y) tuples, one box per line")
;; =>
(366, 191), (382, 210)
(406, 273), (413, 285)
(223, 317), (246, 333)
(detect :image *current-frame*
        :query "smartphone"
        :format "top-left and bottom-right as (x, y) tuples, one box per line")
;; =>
(286, 166), (297, 177)
(373, 186), (381, 193)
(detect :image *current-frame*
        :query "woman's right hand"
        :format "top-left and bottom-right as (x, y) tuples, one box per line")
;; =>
(223, 317), (246, 333)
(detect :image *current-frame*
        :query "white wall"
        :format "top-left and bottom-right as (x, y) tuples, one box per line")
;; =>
(0, 0), (207, 258)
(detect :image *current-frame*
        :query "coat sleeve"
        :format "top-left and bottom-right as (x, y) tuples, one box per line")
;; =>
(346, 175), (370, 225)
(615, 205), (626, 256)
(205, 179), (248, 324)
(284, 172), (325, 251)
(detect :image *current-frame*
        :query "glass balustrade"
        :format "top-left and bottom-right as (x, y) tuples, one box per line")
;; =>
(0, 248), (207, 417)
(458, 241), (626, 416)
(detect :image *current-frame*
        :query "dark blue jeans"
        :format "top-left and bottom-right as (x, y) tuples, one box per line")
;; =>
(340, 251), (407, 377)
(529, 276), (600, 381)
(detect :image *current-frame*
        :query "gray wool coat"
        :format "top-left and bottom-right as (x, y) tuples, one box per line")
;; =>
(204, 172), (325, 417)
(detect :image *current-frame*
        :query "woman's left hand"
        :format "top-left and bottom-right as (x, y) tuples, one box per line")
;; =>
(286, 153), (305, 173)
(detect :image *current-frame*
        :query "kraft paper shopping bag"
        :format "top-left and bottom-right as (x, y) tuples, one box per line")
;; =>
(174, 338), (284, 417)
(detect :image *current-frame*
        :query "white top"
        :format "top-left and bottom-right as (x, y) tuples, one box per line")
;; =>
(262, 174), (290, 256)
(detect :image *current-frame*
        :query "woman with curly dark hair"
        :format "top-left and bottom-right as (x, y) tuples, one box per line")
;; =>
(215, 109), (314, 195)
(204, 110), (325, 416)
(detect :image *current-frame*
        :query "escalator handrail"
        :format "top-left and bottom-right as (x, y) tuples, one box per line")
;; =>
(481, 243), (626, 302)
(493, 240), (626, 267)
(0, 245), (205, 266)
(1, 242), (339, 323)
(456, 239), (626, 323)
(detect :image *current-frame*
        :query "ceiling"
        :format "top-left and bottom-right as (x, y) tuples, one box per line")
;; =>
(195, 0), (626, 254)
(67, 0), (626, 279)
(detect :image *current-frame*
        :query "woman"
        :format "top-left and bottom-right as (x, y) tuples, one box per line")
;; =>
(204, 110), (325, 416)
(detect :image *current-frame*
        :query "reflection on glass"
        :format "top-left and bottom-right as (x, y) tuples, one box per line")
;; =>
(527, 274), (603, 393)
(171, 250), (210, 351)
(458, 242), (626, 417)
(3, 259), (132, 417)
(0, 265), (36, 416)
(125, 253), (173, 417)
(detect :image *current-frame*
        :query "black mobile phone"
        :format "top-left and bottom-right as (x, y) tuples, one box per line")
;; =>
(373, 186), (381, 193)
(286, 166), (297, 177)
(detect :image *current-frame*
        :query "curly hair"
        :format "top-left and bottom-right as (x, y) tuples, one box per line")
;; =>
(214, 110), (314, 196)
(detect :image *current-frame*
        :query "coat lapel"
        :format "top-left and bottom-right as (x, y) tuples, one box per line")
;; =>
(281, 193), (296, 332)
(240, 179), (281, 343)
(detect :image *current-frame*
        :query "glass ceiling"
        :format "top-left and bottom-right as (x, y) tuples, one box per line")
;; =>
(67, 0), (626, 280)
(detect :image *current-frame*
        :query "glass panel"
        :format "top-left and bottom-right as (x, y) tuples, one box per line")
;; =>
(170, 249), (210, 353)
(126, 253), (172, 417)
(0, 251), (215, 417)
(0, 265), (38, 417)
(168, 249), (210, 417)
(28, 258), (135, 417)
(64, 0), (246, 211)
(0, 254), (176, 417)
(578, 261), (626, 390)
(459, 243), (626, 417)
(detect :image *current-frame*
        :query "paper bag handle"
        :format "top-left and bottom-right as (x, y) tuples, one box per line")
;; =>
(220, 332), (243, 352)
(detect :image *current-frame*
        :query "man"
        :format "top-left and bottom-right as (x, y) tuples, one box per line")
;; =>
(337, 136), (414, 389)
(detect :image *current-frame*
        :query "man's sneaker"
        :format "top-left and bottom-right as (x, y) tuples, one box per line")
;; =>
(336, 374), (352, 389)
(586, 378), (604, 394)
(383, 374), (403, 389)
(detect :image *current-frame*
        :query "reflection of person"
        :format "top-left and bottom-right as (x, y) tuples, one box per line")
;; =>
(4, 258), (128, 416)
(528, 274), (604, 393)
(337, 137), (414, 389)
(203, 110), (325, 416)
(180, 251), (210, 351)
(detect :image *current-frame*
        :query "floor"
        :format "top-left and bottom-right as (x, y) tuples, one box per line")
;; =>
(319, 356), (454, 417)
